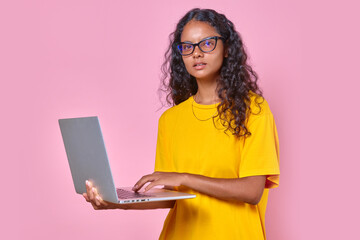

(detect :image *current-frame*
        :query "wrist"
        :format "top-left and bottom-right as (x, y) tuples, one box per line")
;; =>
(181, 172), (191, 186)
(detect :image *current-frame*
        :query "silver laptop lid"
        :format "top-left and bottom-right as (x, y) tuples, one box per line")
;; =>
(59, 116), (118, 203)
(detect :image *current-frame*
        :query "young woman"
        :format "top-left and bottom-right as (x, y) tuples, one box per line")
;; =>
(84, 8), (280, 240)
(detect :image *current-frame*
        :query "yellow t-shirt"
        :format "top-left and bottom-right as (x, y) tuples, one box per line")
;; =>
(154, 95), (280, 240)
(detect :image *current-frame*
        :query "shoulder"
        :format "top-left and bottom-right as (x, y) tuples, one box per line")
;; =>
(159, 97), (191, 125)
(247, 92), (274, 125)
(248, 93), (272, 116)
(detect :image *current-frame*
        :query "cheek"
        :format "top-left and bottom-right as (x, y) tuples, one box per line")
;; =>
(182, 58), (193, 72)
(209, 54), (225, 70)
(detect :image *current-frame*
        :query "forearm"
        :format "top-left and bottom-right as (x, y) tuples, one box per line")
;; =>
(182, 173), (266, 205)
(119, 200), (175, 210)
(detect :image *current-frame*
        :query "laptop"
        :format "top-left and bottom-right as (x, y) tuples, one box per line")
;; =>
(58, 116), (196, 204)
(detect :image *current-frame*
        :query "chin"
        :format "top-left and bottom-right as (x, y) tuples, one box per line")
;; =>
(190, 72), (218, 81)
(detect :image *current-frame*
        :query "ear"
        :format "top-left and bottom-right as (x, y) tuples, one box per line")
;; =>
(224, 46), (228, 58)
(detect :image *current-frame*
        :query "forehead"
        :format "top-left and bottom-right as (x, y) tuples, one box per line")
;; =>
(181, 20), (219, 42)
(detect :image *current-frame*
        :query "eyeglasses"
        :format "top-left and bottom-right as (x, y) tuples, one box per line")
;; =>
(176, 36), (225, 56)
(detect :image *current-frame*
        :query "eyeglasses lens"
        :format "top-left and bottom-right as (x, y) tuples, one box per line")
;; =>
(179, 44), (193, 55)
(199, 39), (216, 52)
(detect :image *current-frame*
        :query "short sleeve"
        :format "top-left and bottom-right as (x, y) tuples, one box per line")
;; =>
(154, 113), (172, 172)
(239, 113), (280, 188)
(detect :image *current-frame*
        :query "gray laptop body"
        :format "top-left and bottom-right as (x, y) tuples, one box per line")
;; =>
(59, 116), (195, 204)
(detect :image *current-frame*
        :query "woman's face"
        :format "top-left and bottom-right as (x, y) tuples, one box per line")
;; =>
(180, 20), (227, 82)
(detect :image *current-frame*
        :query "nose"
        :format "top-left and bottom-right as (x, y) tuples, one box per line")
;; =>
(193, 45), (203, 58)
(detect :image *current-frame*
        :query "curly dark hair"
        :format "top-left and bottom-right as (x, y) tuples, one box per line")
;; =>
(159, 8), (264, 139)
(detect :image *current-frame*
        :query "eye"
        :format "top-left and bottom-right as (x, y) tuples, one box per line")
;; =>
(200, 39), (216, 50)
(204, 40), (214, 47)
(183, 44), (193, 50)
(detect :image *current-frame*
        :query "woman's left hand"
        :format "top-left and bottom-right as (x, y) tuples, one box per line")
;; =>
(132, 172), (186, 192)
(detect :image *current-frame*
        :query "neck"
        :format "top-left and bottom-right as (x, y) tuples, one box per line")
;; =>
(194, 79), (221, 105)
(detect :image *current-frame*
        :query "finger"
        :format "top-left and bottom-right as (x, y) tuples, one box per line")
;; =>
(86, 180), (92, 189)
(85, 182), (99, 210)
(86, 180), (94, 200)
(145, 180), (162, 192)
(97, 196), (111, 208)
(132, 175), (151, 190)
(93, 188), (111, 209)
(85, 180), (90, 195)
(133, 174), (156, 192)
(89, 194), (107, 210)
(91, 201), (99, 210)
(91, 187), (99, 205)
(92, 188), (101, 206)
(83, 193), (90, 202)
(89, 187), (95, 201)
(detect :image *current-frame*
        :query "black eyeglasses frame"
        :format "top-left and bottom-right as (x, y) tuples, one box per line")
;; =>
(176, 36), (226, 56)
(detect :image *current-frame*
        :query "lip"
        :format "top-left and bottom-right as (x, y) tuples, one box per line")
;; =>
(193, 62), (207, 70)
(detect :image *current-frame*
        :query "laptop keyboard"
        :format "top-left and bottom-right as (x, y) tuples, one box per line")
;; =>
(116, 188), (153, 199)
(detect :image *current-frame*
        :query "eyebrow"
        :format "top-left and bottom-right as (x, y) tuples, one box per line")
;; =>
(180, 36), (219, 44)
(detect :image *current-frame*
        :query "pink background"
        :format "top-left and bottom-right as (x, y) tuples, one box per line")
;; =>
(1, 0), (359, 239)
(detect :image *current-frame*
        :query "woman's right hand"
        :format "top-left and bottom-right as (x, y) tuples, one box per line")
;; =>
(83, 180), (121, 210)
